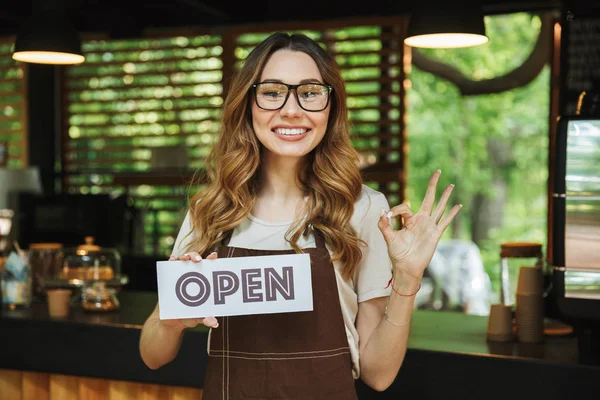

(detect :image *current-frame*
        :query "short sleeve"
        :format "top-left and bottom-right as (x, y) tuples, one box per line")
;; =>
(352, 187), (393, 302)
(171, 210), (195, 256)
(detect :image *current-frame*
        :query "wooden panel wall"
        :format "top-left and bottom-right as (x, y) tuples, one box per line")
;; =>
(0, 369), (203, 400)
(0, 38), (29, 168)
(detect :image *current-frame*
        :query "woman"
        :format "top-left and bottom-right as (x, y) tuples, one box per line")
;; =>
(139, 32), (460, 398)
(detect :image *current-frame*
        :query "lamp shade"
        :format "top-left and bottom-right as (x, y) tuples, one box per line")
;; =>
(0, 167), (43, 210)
(405, 4), (488, 48)
(12, 11), (85, 65)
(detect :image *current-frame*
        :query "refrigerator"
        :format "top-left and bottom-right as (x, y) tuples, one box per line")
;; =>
(551, 116), (600, 319)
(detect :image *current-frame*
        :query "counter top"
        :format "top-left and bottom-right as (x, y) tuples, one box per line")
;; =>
(0, 291), (209, 389)
(1, 291), (598, 399)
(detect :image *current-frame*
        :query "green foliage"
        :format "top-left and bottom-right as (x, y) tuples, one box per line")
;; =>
(406, 13), (550, 297)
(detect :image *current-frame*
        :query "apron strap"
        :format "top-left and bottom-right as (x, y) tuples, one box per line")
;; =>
(220, 229), (234, 247)
(313, 226), (327, 250)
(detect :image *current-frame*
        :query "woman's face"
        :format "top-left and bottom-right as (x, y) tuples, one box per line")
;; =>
(251, 49), (330, 161)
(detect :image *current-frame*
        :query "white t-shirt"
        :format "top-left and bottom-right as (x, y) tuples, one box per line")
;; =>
(171, 184), (393, 379)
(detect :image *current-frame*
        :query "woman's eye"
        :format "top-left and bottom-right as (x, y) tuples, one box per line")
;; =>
(301, 91), (318, 98)
(262, 91), (282, 98)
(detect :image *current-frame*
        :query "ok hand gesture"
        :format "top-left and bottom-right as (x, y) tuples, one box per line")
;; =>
(377, 170), (462, 284)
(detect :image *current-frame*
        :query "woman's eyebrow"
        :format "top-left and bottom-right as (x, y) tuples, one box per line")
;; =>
(299, 78), (323, 84)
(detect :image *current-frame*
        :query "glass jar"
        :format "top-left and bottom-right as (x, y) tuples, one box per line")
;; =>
(59, 236), (120, 282)
(81, 281), (120, 312)
(499, 242), (545, 307)
(28, 243), (63, 300)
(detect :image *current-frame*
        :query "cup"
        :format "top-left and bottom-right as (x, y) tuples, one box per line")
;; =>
(47, 289), (72, 318)
(515, 293), (544, 343)
(516, 266), (543, 295)
(499, 242), (544, 306)
(487, 303), (514, 342)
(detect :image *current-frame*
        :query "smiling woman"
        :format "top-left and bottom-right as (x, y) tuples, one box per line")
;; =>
(251, 50), (331, 159)
(139, 32), (461, 399)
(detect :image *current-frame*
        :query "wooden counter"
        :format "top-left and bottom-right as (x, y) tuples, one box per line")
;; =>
(0, 291), (207, 400)
(0, 371), (202, 400)
(1, 291), (599, 400)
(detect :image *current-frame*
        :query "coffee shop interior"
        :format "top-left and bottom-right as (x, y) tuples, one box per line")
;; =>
(1, 0), (599, 398)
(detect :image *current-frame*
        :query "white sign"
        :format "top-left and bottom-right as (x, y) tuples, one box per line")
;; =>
(156, 253), (313, 320)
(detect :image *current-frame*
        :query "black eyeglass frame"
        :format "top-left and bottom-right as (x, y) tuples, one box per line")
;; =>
(251, 82), (334, 112)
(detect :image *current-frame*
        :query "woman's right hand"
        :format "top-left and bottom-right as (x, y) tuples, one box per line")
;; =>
(159, 251), (220, 330)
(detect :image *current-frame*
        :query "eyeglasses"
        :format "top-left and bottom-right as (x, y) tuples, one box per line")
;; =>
(252, 82), (333, 112)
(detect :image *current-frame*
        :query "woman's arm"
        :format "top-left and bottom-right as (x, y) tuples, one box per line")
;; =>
(139, 303), (189, 370)
(355, 271), (420, 391)
(357, 170), (461, 391)
(139, 251), (219, 370)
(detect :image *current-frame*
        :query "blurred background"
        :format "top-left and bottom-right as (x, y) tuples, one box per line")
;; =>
(0, 1), (563, 316)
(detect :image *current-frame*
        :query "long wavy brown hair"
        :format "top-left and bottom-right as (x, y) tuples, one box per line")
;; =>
(184, 32), (364, 280)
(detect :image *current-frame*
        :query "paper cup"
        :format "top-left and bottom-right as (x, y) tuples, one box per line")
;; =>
(516, 266), (543, 295)
(515, 293), (544, 343)
(487, 304), (514, 342)
(47, 289), (72, 318)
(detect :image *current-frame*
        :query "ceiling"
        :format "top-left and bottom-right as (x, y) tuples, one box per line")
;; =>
(0, 0), (567, 38)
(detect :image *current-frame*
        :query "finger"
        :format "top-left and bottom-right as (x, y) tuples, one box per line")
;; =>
(185, 251), (203, 262)
(377, 208), (399, 244)
(206, 251), (218, 260)
(184, 318), (202, 329)
(389, 203), (415, 221)
(169, 255), (176, 261)
(432, 184), (455, 223)
(438, 204), (463, 230)
(202, 316), (219, 328)
(421, 169), (442, 215)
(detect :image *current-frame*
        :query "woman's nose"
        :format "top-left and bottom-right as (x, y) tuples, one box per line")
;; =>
(279, 91), (302, 118)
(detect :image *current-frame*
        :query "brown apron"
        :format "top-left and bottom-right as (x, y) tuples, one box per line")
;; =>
(202, 228), (358, 400)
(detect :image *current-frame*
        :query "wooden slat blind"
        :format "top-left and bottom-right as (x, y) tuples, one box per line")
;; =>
(62, 19), (406, 255)
(62, 34), (223, 253)
(0, 40), (28, 168)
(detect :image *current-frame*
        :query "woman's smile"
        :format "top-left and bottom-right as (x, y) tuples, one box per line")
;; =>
(272, 125), (311, 141)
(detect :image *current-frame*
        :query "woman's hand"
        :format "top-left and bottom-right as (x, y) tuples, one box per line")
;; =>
(377, 169), (462, 283)
(160, 251), (220, 330)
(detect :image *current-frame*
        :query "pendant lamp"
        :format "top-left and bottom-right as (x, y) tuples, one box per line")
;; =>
(12, 4), (84, 65)
(404, 2), (489, 48)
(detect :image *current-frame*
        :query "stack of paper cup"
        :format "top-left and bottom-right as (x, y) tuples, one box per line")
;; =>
(486, 304), (514, 342)
(515, 266), (544, 343)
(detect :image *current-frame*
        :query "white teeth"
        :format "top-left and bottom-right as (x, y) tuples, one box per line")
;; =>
(274, 128), (308, 136)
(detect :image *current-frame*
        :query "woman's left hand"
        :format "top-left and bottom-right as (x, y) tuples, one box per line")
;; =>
(377, 169), (462, 283)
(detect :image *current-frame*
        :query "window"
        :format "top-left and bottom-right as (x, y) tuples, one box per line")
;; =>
(62, 34), (224, 254)
(405, 12), (550, 312)
(0, 41), (28, 168)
